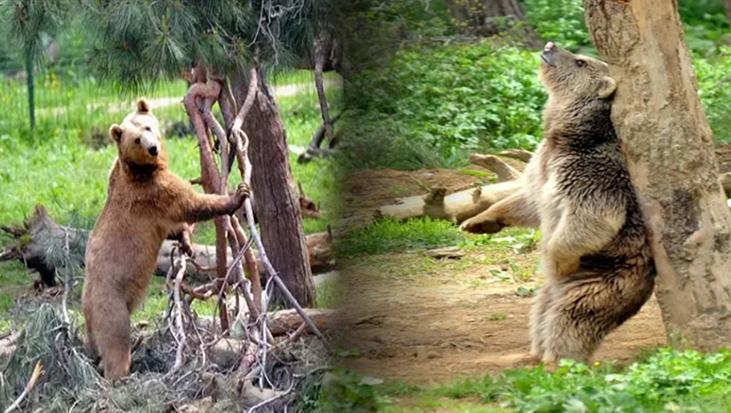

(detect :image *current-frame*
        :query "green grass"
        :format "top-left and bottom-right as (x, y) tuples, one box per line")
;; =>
(315, 279), (344, 308)
(337, 218), (467, 257)
(316, 349), (731, 412)
(336, 217), (539, 259)
(0, 262), (28, 326)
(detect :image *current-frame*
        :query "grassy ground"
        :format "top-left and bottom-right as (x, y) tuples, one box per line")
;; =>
(366, 348), (731, 412)
(0, 69), (341, 328)
(322, 215), (730, 412)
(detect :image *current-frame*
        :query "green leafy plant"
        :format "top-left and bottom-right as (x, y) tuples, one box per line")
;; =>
(313, 369), (385, 413)
(523, 0), (590, 50)
(343, 41), (546, 170)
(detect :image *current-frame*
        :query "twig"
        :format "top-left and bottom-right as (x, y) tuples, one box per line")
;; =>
(171, 255), (188, 372)
(246, 379), (295, 413)
(60, 229), (71, 327)
(3, 361), (43, 413)
(231, 215), (262, 317)
(232, 67), (259, 132)
(258, 277), (274, 388)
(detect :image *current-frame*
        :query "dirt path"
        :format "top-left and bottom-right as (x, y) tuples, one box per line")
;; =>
(333, 168), (666, 385)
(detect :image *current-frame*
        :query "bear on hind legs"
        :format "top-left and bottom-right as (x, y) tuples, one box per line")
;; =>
(82, 100), (247, 380)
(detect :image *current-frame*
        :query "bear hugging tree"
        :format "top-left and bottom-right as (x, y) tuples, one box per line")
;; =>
(82, 100), (247, 380)
(462, 42), (657, 363)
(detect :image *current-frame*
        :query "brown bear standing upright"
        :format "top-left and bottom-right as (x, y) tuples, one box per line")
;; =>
(462, 43), (656, 363)
(82, 100), (246, 380)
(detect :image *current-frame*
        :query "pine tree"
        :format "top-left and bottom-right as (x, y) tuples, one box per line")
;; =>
(93, 0), (326, 307)
(5, 0), (328, 308)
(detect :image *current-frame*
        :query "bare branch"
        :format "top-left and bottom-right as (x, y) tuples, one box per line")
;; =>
(232, 67), (259, 132)
(3, 361), (43, 413)
(170, 255), (188, 372)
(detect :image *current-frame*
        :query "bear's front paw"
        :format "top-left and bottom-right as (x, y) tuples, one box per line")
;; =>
(234, 183), (250, 202)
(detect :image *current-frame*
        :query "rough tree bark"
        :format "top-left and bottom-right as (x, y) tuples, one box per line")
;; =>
(230, 69), (316, 307)
(585, 0), (731, 349)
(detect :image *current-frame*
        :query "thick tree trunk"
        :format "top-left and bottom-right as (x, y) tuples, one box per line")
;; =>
(585, 0), (731, 349)
(231, 69), (316, 307)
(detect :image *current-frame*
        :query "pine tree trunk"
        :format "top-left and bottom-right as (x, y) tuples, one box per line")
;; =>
(723, 0), (731, 25)
(584, 0), (731, 349)
(230, 69), (315, 307)
(445, 0), (541, 45)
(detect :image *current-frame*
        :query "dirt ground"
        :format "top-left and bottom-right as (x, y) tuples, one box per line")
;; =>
(334, 255), (665, 385)
(333, 167), (667, 385)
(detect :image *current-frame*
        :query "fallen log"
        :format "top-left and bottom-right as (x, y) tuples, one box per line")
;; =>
(267, 308), (335, 336)
(377, 145), (731, 229)
(376, 180), (521, 223)
(469, 154), (522, 181)
(721, 172), (731, 196)
(497, 148), (533, 163)
(1, 205), (334, 286)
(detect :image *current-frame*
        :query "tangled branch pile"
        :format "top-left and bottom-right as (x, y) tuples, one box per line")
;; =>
(0, 303), (327, 412)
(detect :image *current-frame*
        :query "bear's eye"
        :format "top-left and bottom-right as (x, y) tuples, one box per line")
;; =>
(575, 59), (586, 68)
(134, 138), (141, 144)
(144, 126), (151, 132)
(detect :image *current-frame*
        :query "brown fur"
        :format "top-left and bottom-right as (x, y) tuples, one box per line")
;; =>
(470, 43), (655, 363)
(82, 100), (246, 380)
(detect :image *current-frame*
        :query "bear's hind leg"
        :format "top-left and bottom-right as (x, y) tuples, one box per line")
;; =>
(83, 306), (100, 363)
(529, 283), (554, 357)
(94, 298), (132, 381)
(540, 280), (611, 364)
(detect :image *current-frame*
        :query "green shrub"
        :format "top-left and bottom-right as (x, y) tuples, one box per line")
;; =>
(693, 48), (731, 142)
(378, 349), (731, 412)
(344, 41), (546, 169)
(311, 369), (385, 413)
(501, 349), (731, 412)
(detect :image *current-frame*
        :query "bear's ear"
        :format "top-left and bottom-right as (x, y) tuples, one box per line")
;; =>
(109, 124), (124, 143)
(597, 76), (617, 99)
(136, 99), (150, 114)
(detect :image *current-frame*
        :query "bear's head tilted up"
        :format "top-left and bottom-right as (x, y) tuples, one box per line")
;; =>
(539, 42), (616, 101)
(110, 99), (166, 170)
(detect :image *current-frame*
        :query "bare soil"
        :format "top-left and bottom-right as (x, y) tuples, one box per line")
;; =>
(334, 256), (665, 385)
(333, 168), (667, 385)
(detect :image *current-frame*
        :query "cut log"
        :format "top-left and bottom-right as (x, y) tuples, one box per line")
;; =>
(497, 149), (533, 163)
(267, 308), (335, 336)
(0, 205), (334, 286)
(721, 172), (731, 196)
(376, 180), (522, 223)
(469, 154), (522, 182)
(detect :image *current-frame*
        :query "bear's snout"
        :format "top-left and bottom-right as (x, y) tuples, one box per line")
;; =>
(148, 146), (159, 156)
